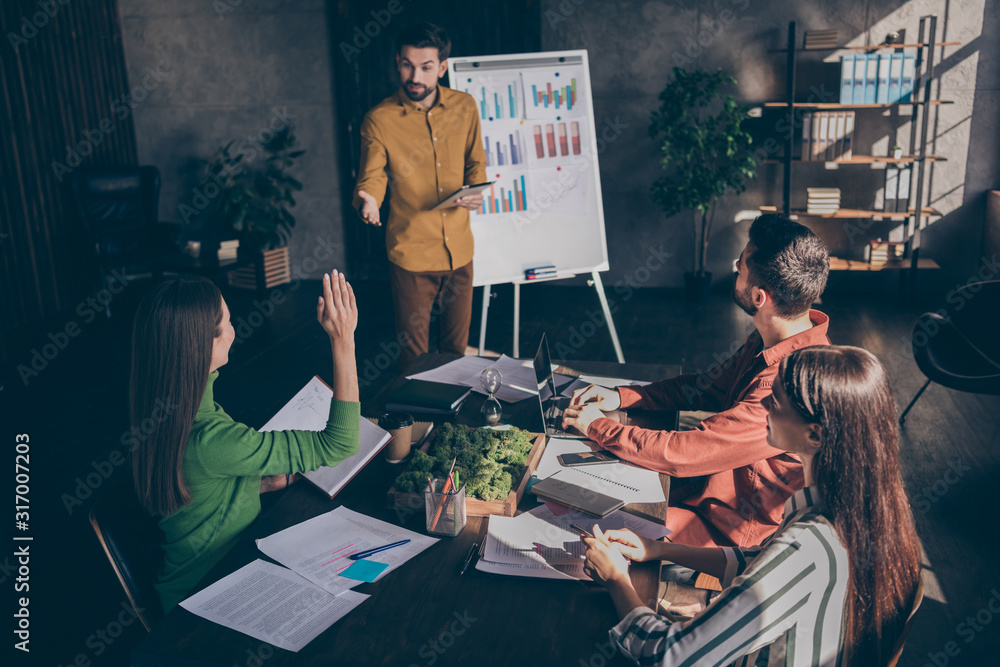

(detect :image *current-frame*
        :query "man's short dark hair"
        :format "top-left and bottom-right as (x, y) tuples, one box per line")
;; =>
(395, 22), (451, 61)
(746, 213), (829, 317)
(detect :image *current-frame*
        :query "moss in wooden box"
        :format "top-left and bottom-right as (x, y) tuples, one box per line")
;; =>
(393, 423), (535, 501)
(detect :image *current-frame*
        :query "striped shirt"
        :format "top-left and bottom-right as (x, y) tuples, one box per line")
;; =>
(609, 487), (849, 666)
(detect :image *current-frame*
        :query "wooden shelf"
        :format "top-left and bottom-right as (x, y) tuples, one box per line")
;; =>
(768, 41), (961, 53)
(762, 154), (946, 164)
(829, 256), (940, 271)
(763, 100), (952, 109)
(760, 206), (942, 219)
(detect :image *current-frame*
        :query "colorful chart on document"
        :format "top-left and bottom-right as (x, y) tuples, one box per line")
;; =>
(482, 123), (528, 167)
(478, 171), (529, 216)
(459, 74), (522, 121)
(522, 67), (587, 119)
(526, 121), (585, 166)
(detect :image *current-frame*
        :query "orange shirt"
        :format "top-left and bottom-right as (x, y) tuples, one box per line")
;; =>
(589, 310), (832, 548)
(352, 86), (487, 272)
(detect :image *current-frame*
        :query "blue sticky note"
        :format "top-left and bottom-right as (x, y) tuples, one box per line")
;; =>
(341, 559), (390, 583)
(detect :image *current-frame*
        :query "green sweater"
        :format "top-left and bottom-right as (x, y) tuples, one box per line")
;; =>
(156, 371), (360, 612)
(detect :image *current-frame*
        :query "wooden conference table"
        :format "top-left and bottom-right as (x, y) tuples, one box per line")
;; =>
(133, 354), (681, 666)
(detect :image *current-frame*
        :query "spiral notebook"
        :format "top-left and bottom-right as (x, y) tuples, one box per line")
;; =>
(532, 437), (666, 505)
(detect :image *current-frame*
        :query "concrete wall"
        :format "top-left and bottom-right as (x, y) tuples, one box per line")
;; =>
(118, 0), (345, 277)
(540, 0), (999, 289)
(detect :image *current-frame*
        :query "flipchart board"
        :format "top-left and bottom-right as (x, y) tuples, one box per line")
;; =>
(447, 50), (610, 287)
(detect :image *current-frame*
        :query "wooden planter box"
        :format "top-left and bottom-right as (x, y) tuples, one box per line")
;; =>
(227, 246), (291, 290)
(387, 428), (547, 518)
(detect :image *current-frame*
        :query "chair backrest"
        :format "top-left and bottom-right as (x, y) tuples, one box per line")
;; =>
(948, 280), (1000, 364)
(89, 476), (165, 631)
(71, 166), (161, 235)
(887, 576), (924, 667)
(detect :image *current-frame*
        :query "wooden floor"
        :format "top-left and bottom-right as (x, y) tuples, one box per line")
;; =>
(5, 275), (998, 666)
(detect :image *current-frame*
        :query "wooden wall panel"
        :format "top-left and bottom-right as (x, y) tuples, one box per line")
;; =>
(0, 0), (137, 357)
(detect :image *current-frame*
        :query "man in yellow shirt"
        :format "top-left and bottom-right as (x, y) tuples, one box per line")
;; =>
(353, 23), (487, 368)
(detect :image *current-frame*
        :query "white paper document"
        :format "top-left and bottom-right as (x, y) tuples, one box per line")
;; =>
(259, 376), (392, 499)
(577, 375), (652, 389)
(256, 507), (437, 597)
(485, 504), (669, 571)
(533, 438), (667, 504)
(179, 559), (369, 652)
(406, 355), (494, 385)
(463, 354), (540, 402)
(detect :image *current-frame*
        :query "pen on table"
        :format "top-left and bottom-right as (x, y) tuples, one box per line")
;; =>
(348, 539), (411, 560)
(460, 541), (479, 575)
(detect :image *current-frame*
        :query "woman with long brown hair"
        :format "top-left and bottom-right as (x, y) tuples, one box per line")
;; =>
(130, 271), (361, 612)
(582, 345), (921, 665)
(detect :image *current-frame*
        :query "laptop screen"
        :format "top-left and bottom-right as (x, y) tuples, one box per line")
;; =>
(533, 333), (559, 426)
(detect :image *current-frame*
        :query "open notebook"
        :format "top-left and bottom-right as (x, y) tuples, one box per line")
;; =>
(259, 376), (393, 499)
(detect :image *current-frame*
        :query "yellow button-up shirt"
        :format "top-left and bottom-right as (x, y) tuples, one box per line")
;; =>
(352, 86), (487, 272)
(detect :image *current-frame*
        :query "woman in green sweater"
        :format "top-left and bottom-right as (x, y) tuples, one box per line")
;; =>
(129, 271), (361, 612)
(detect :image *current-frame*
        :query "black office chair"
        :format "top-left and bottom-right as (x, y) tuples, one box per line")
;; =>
(89, 477), (165, 631)
(71, 166), (185, 315)
(899, 280), (1000, 425)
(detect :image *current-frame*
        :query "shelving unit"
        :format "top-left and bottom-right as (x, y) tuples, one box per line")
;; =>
(762, 18), (955, 293)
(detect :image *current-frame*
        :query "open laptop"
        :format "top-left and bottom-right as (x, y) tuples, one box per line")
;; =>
(533, 333), (589, 439)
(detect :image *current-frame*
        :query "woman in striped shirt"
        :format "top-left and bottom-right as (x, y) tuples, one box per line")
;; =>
(582, 345), (921, 665)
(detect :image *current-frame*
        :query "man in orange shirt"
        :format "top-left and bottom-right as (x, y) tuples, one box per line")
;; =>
(563, 214), (831, 548)
(353, 23), (487, 368)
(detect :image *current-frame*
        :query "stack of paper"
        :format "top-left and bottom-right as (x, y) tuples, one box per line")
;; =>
(807, 188), (841, 215)
(477, 504), (670, 579)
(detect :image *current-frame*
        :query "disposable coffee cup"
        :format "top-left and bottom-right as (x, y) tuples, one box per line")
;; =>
(379, 412), (414, 463)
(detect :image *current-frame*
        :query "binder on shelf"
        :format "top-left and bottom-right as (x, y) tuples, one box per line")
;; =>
(832, 112), (846, 160)
(853, 56), (867, 104)
(900, 54), (916, 102)
(876, 54), (891, 104)
(840, 55), (855, 104)
(811, 110), (822, 160)
(817, 114), (830, 160)
(800, 112), (811, 160)
(864, 54), (879, 104)
(888, 53), (904, 103)
(843, 112), (854, 160)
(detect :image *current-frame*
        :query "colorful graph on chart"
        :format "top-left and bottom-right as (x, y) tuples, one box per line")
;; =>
(479, 174), (528, 215)
(460, 76), (520, 121)
(531, 78), (576, 110)
(529, 122), (583, 163)
(484, 129), (527, 167)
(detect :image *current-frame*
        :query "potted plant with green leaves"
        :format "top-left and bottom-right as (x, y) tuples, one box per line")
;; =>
(200, 126), (305, 289)
(649, 67), (758, 300)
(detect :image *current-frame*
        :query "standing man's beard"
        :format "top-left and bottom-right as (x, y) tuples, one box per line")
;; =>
(732, 282), (758, 317)
(404, 81), (435, 102)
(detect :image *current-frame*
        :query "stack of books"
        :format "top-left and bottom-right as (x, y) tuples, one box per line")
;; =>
(801, 111), (855, 161)
(866, 241), (905, 264)
(839, 53), (916, 104)
(227, 246), (291, 290)
(218, 239), (239, 261)
(806, 188), (841, 215)
(803, 29), (838, 50)
(384, 379), (471, 416)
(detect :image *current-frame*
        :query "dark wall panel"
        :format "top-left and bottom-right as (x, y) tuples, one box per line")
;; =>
(0, 0), (138, 345)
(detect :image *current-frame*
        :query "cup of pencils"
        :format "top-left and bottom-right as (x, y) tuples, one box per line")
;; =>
(425, 474), (466, 537)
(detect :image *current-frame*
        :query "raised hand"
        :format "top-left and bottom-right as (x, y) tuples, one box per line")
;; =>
(316, 269), (358, 344)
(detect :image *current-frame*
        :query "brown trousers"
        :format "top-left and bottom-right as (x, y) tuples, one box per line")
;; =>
(389, 260), (474, 369)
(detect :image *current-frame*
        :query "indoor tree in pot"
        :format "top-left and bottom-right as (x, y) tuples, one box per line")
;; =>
(200, 126), (305, 288)
(649, 67), (757, 300)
